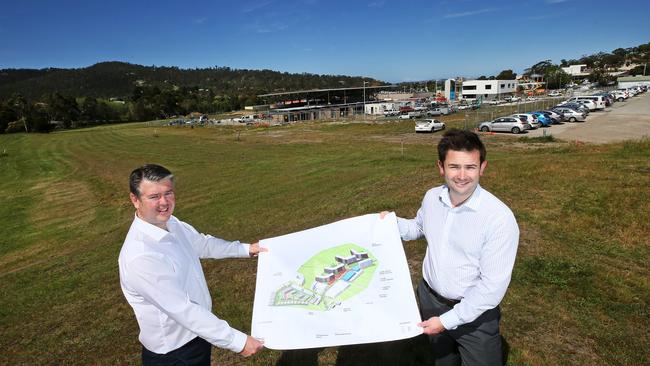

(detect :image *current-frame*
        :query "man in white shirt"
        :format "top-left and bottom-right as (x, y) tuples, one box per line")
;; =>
(118, 164), (264, 365)
(383, 129), (519, 366)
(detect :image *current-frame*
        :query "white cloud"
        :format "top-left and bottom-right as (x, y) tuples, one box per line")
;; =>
(368, 1), (386, 7)
(242, 0), (275, 13)
(443, 8), (497, 18)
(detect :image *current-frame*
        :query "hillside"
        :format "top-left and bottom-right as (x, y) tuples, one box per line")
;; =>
(0, 61), (383, 100)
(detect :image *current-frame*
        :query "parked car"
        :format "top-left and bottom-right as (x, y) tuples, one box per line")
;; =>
(428, 105), (452, 116)
(478, 117), (529, 134)
(565, 96), (606, 110)
(611, 91), (628, 102)
(383, 109), (400, 117)
(551, 107), (586, 122)
(398, 113), (411, 120)
(531, 112), (552, 127)
(541, 110), (565, 122)
(510, 113), (539, 129)
(415, 119), (445, 133)
(557, 102), (590, 115)
(539, 111), (561, 124)
(548, 91), (562, 97)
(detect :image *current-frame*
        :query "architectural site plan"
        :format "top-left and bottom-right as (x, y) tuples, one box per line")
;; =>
(251, 213), (422, 350)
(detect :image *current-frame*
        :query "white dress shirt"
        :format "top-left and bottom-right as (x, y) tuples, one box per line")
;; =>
(397, 185), (519, 330)
(118, 214), (251, 354)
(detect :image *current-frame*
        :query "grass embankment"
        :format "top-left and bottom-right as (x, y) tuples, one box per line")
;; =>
(0, 120), (648, 365)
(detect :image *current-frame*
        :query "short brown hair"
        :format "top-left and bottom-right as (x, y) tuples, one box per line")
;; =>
(438, 129), (486, 164)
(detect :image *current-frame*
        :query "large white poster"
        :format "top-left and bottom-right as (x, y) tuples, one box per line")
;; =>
(251, 213), (422, 350)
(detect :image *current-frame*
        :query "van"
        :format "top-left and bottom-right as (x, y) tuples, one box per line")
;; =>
(567, 96), (606, 110)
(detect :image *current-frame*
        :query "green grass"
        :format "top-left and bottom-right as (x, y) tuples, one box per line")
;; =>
(0, 121), (649, 365)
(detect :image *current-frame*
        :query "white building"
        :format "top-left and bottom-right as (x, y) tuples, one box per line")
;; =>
(460, 80), (518, 101)
(561, 64), (589, 77)
(364, 102), (398, 115)
(617, 75), (650, 88)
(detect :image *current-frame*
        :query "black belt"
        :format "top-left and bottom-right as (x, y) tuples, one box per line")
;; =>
(423, 280), (460, 307)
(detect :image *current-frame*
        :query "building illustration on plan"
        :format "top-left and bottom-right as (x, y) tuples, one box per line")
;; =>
(269, 243), (377, 311)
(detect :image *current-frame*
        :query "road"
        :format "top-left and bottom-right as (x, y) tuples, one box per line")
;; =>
(524, 91), (650, 143)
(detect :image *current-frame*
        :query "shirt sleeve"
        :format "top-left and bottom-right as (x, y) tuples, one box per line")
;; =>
(179, 221), (250, 259)
(439, 212), (519, 330)
(396, 205), (426, 241)
(124, 253), (248, 353)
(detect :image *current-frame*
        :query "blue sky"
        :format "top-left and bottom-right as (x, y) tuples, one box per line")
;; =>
(1, 0), (648, 82)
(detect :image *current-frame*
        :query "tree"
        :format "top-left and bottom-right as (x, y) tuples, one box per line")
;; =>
(496, 69), (517, 80)
(524, 60), (553, 76)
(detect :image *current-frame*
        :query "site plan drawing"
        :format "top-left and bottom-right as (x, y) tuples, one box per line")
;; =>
(252, 213), (422, 350)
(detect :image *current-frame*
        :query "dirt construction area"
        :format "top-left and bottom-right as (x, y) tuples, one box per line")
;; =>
(524, 91), (650, 143)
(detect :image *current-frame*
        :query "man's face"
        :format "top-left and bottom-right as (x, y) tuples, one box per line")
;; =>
(438, 149), (487, 206)
(130, 178), (175, 229)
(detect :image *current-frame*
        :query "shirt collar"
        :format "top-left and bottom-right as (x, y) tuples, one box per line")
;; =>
(439, 185), (483, 211)
(132, 214), (174, 242)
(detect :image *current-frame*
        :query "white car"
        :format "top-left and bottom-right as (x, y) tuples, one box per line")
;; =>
(548, 91), (562, 97)
(415, 119), (445, 133)
(510, 114), (539, 129)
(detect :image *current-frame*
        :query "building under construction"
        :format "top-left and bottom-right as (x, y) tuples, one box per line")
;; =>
(257, 85), (402, 123)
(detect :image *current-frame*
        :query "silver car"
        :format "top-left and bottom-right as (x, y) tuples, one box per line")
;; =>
(478, 117), (529, 134)
(552, 107), (586, 122)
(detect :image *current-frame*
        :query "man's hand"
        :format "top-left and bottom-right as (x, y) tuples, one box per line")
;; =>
(239, 335), (264, 357)
(379, 211), (390, 219)
(249, 242), (267, 257)
(418, 316), (446, 335)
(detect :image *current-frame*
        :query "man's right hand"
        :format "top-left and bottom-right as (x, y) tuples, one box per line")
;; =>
(379, 211), (390, 219)
(239, 335), (264, 357)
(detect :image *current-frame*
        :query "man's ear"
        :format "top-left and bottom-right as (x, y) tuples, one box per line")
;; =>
(437, 160), (445, 176)
(129, 193), (140, 209)
(479, 160), (488, 176)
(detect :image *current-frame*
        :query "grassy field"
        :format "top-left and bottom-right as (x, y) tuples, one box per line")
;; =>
(0, 119), (648, 365)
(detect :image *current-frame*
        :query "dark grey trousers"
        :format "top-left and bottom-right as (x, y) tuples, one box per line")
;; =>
(417, 279), (503, 366)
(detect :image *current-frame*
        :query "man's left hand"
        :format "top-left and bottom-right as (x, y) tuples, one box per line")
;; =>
(418, 316), (446, 335)
(249, 242), (267, 257)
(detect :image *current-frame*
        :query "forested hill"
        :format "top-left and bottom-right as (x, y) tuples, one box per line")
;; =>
(0, 61), (383, 100)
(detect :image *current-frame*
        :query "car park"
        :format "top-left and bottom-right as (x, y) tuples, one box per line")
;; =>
(415, 119), (445, 133)
(478, 117), (529, 134)
(551, 107), (586, 122)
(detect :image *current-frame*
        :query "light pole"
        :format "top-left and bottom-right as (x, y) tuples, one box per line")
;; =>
(363, 81), (369, 118)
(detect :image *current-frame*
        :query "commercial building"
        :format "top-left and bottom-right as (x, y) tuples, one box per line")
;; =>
(460, 79), (517, 101)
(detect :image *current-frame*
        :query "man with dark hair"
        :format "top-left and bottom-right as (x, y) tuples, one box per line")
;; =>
(382, 129), (519, 365)
(119, 164), (264, 365)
